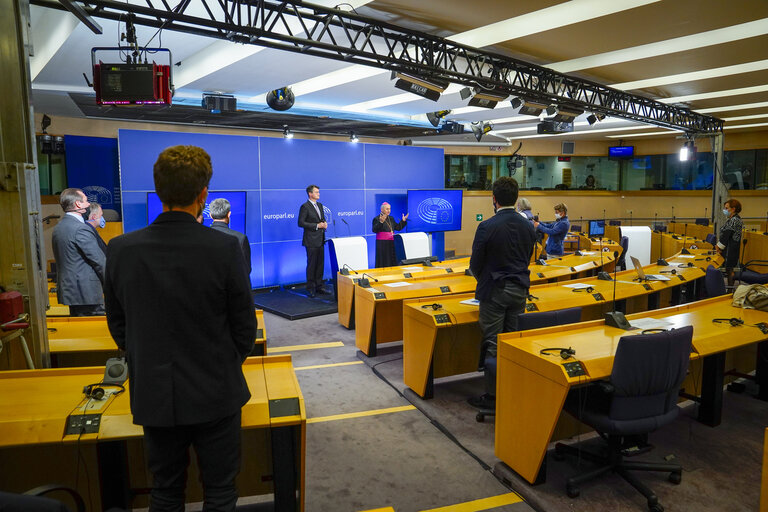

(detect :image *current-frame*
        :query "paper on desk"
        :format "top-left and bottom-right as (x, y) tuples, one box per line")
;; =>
(401, 266), (424, 271)
(629, 317), (675, 330)
(647, 274), (671, 281)
(562, 283), (593, 289)
(676, 255), (695, 259)
(384, 281), (410, 287)
(460, 298), (480, 306)
(580, 251), (597, 255)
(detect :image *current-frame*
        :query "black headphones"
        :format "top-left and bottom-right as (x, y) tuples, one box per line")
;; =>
(83, 382), (125, 400)
(713, 318), (744, 327)
(572, 286), (594, 293)
(421, 303), (442, 311)
(660, 269), (677, 274)
(540, 347), (576, 359)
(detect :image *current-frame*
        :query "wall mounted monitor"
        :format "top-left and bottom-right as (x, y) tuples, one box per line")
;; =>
(609, 146), (634, 158)
(589, 220), (605, 237)
(147, 191), (247, 233)
(406, 189), (463, 232)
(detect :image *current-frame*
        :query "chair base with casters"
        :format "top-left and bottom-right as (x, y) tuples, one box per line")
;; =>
(474, 356), (496, 423)
(554, 434), (681, 512)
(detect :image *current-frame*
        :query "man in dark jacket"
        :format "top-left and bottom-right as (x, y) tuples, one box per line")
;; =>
(468, 177), (536, 409)
(104, 145), (256, 511)
(297, 184), (327, 297)
(51, 188), (106, 316)
(209, 197), (251, 277)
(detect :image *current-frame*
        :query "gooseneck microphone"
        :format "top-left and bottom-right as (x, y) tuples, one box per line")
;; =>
(341, 218), (351, 237)
(597, 237), (611, 280)
(605, 250), (632, 330)
(681, 222), (690, 254)
(358, 273), (378, 288)
(340, 263), (358, 276)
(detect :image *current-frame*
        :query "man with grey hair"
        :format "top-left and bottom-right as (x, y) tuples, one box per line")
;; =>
(86, 202), (108, 254)
(51, 188), (106, 316)
(209, 197), (251, 277)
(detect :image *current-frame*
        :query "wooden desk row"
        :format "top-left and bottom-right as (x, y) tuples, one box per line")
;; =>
(495, 295), (768, 484)
(48, 310), (267, 367)
(0, 355), (306, 511)
(402, 250), (722, 399)
(352, 252), (617, 356)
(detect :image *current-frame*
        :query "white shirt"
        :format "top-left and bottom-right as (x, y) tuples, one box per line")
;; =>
(66, 211), (85, 223)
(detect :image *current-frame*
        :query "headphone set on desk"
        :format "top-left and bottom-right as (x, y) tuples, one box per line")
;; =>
(82, 382), (125, 401)
(572, 286), (595, 293)
(421, 303), (443, 311)
(713, 318), (744, 327)
(540, 347), (576, 360)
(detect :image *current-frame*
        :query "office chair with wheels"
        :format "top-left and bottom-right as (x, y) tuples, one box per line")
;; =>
(704, 264), (727, 297)
(705, 233), (717, 249)
(555, 326), (693, 512)
(0, 484), (86, 512)
(609, 220), (622, 226)
(475, 307), (582, 422)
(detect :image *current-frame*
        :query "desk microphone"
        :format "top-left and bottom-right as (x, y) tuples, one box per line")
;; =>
(681, 223), (691, 254)
(656, 226), (668, 266)
(340, 263), (357, 276)
(596, 237), (611, 280)
(341, 217), (351, 237)
(605, 250), (632, 330)
(358, 273), (378, 288)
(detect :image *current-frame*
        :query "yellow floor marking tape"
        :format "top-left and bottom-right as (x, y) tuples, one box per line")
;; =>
(421, 492), (523, 512)
(307, 405), (416, 424)
(295, 361), (364, 371)
(268, 341), (344, 353)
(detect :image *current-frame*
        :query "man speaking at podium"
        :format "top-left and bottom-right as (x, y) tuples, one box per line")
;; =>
(298, 184), (328, 297)
(104, 145), (256, 511)
(468, 177), (536, 410)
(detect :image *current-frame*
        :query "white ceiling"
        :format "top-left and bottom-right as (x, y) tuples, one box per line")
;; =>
(28, 0), (768, 143)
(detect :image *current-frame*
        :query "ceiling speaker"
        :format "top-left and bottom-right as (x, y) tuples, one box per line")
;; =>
(266, 87), (295, 111)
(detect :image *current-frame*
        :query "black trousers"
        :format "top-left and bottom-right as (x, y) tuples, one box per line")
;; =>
(305, 245), (324, 292)
(142, 412), (241, 512)
(69, 304), (105, 316)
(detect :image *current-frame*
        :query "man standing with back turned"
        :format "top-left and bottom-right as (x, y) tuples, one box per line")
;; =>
(468, 177), (536, 410)
(298, 184), (327, 297)
(210, 197), (251, 277)
(104, 146), (256, 511)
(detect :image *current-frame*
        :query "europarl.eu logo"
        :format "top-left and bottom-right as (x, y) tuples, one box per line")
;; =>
(416, 197), (454, 225)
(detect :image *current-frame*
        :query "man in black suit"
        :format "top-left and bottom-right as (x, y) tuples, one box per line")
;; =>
(468, 177), (536, 410)
(209, 197), (251, 277)
(86, 202), (108, 254)
(297, 184), (327, 297)
(104, 145), (256, 511)
(51, 188), (106, 316)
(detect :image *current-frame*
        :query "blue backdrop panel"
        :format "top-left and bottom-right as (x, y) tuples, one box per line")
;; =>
(64, 136), (121, 216)
(248, 243), (265, 289)
(118, 130), (260, 190)
(260, 138), (364, 190)
(121, 191), (150, 233)
(260, 190), (307, 243)
(364, 144), (444, 189)
(244, 191), (263, 245)
(262, 241), (331, 287)
(319, 189), (367, 239)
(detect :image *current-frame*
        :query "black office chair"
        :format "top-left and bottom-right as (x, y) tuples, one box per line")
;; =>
(694, 218), (709, 226)
(617, 236), (629, 271)
(570, 224), (582, 233)
(704, 264), (727, 297)
(0, 485), (85, 512)
(653, 224), (666, 233)
(734, 260), (768, 285)
(555, 326), (693, 512)
(475, 307), (582, 422)
(705, 233), (717, 249)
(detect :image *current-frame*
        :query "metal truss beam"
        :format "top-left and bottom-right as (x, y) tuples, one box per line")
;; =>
(33, 0), (723, 133)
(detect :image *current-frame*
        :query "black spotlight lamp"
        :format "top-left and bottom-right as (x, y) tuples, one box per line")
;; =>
(459, 87), (508, 109)
(350, 132), (359, 143)
(391, 71), (449, 101)
(510, 97), (523, 109)
(426, 110), (451, 127)
(41, 114), (51, 134)
(470, 121), (493, 142)
(551, 108), (583, 123)
(545, 105), (558, 116)
(586, 114), (598, 125)
(266, 87), (295, 111)
(518, 101), (548, 117)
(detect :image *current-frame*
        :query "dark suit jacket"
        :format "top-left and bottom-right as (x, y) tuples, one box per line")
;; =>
(88, 223), (108, 254)
(51, 214), (106, 305)
(104, 211), (256, 427)
(469, 208), (537, 301)
(298, 200), (326, 248)
(210, 220), (252, 276)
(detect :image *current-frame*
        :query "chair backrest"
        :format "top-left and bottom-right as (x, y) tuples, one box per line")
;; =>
(695, 218), (710, 226)
(653, 223), (667, 233)
(617, 236), (629, 266)
(705, 233), (717, 246)
(570, 224), (582, 233)
(705, 264), (726, 297)
(609, 326), (693, 422)
(609, 220), (621, 226)
(518, 307), (581, 331)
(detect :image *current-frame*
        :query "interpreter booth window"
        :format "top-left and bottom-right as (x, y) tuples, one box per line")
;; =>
(724, 149), (767, 190)
(513, 156), (618, 191)
(36, 140), (68, 196)
(445, 155), (510, 190)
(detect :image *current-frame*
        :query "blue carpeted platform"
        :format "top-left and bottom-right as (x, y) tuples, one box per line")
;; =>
(252, 287), (337, 320)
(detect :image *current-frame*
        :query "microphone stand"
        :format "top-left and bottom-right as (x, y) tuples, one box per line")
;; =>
(358, 273), (378, 288)
(597, 228), (611, 280)
(681, 222), (690, 254)
(342, 218), (351, 237)
(605, 250), (632, 330)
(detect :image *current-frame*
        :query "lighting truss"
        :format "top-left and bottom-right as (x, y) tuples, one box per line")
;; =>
(32, 0), (723, 133)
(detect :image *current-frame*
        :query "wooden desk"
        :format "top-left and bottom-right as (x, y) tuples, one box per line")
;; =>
(48, 310), (267, 367)
(575, 233), (622, 255)
(337, 257), (470, 329)
(651, 232), (707, 261)
(0, 355), (305, 511)
(669, 222), (714, 241)
(402, 250), (720, 398)
(354, 253), (616, 356)
(494, 296), (768, 484)
(743, 231), (768, 264)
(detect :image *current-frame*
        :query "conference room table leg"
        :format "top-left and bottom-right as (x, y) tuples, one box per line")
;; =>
(97, 440), (132, 510)
(271, 425), (300, 512)
(699, 352), (726, 427)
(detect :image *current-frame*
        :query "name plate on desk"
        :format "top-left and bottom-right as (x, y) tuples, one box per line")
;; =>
(445, 268), (453, 273)
(440, 286), (450, 293)
(434, 314), (450, 324)
(526, 303), (539, 312)
(374, 292), (386, 299)
(677, 275), (686, 281)
(403, 273), (412, 278)
(592, 292), (605, 301)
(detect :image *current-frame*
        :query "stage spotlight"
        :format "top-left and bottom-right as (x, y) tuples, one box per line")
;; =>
(587, 114), (598, 125)
(283, 125), (294, 139)
(266, 87), (295, 111)
(459, 87), (508, 109)
(426, 110), (452, 127)
(545, 105), (558, 116)
(391, 71), (449, 101)
(518, 101), (548, 117)
(470, 121), (493, 142)
(551, 108), (583, 123)
(510, 97), (523, 109)
(41, 114), (51, 134)
(679, 141), (696, 161)
(350, 132), (359, 143)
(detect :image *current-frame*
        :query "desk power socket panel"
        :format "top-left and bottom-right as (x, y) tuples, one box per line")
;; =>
(562, 361), (586, 377)
(65, 414), (102, 435)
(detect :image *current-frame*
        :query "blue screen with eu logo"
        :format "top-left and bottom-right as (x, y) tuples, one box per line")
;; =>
(147, 191), (247, 233)
(406, 189), (463, 232)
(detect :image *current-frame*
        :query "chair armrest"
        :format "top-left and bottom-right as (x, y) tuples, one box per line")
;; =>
(24, 484), (86, 512)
